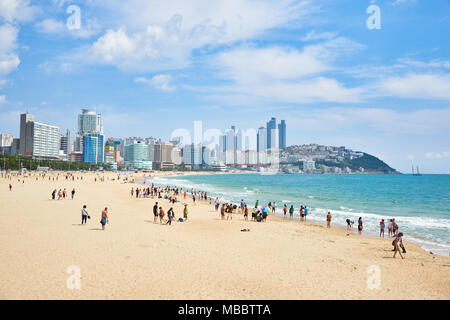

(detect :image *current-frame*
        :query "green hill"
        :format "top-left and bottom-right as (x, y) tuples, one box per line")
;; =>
(316, 153), (398, 173)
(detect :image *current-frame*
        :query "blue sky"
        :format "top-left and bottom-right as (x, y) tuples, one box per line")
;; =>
(0, 0), (449, 173)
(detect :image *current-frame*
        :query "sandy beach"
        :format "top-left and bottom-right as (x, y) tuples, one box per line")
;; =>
(0, 171), (449, 300)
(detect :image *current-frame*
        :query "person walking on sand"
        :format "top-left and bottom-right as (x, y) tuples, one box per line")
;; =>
(183, 204), (188, 221)
(9, 184), (12, 191)
(81, 205), (89, 225)
(380, 219), (385, 238)
(159, 207), (165, 224)
(166, 207), (174, 225)
(326, 212), (332, 228)
(100, 207), (108, 230)
(71, 188), (76, 200)
(153, 202), (159, 223)
(358, 217), (363, 235)
(393, 232), (405, 259)
(283, 204), (287, 219)
(244, 205), (249, 221)
(220, 204), (225, 220)
(51, 189), (56, 200)
(289, 205), (294, 220)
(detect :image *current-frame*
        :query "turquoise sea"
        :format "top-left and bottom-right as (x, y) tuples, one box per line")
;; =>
(147, 173), (450, 256)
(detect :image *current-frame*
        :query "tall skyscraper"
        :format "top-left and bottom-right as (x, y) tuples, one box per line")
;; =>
(78, 109), (103, 135)
(19, 113), (34, 156)
(257, 126), (267, 164)
(266, 117), (276, 149)
(278, 120), (286, 149)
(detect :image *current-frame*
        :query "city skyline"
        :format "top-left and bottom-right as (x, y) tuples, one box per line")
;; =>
(0, 1), (449, 173)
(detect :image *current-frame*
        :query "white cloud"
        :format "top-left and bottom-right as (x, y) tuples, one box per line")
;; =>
(206, 38), (365, 104)
(301, 30), (337, 41)
(35, 18), (101, 39)
(47, 0), (316, 72)
(0, 95), (6, 105)
(425, 152), (450, 159)
(377, 73), (450, 100)
(287, 107), (450, 135)
(215, 46), (329, 83)
(0, 0), (40, 23)
(35, 19), (66, 34)
(134, 74), (175, 91)
(0, 24), (20, 77)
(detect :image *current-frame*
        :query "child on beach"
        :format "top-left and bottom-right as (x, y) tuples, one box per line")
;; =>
(244, 205), (248, 221)
(358, 217), (363, 235)
(283, 204), (287, 219)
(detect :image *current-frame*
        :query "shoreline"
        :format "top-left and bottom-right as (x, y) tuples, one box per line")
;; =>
(1, 170), (449, 299)
(144, 172), (450, 257)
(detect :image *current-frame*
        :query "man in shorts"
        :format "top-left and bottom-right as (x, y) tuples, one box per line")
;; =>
(153, 202), (158, 223)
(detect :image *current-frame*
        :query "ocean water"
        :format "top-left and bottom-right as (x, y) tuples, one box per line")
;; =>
(146, 173), (450, 256)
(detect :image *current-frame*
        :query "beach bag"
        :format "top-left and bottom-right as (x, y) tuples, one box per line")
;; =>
(178, 218), (184, 222)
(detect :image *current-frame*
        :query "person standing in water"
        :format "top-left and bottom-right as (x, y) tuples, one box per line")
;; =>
(100, 207), (108, 230)
(358, 217), (363, 235)
(289, 205), (294, 220)
(283, 204), (287, 219)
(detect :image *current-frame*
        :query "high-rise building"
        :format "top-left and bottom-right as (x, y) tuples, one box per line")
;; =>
(266, 117), (276, 149)
(78, 109), (103, 135)
(153, 142), (174, 169)
(19, 113), (34, 156)
(19, 113), (60, 159)
(124, 141), (151, 170)
(182, 144), (204, 167)
(225, 127), (236, 165)
(82, 133), (104, 164)
(278, 120), (286, 149)
(257, 127), (267, 164)
(60, 129), (72, 155)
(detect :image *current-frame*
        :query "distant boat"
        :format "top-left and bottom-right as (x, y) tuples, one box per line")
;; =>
(412, 165), (422, 176)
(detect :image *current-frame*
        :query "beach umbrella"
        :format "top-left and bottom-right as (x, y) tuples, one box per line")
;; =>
(262, 207), (268, 213)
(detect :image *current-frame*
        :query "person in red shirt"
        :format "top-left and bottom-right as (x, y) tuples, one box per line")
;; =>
(380, 219), (385, 238)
